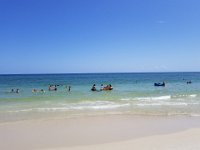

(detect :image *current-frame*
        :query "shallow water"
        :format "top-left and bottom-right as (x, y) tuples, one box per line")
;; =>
(0, 73), (200, 122)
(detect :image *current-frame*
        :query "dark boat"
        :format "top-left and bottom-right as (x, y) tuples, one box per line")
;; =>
(154, 82), (165, 87)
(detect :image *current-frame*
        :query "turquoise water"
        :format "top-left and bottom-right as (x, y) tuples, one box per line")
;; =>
(0, 73), (200, 122)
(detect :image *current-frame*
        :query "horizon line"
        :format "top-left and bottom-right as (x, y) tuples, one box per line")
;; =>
(0, 71), (200, 75)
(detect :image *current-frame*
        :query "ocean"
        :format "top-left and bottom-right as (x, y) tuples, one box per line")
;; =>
(0, 72), (200, 122)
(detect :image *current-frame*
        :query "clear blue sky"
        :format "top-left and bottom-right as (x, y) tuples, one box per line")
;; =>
(0, 0), (200, 74)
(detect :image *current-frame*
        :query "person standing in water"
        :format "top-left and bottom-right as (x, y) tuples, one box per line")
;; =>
(100, 84), (104, 91)
(91, 84), (96, 91)
(16, 89), (19, 93)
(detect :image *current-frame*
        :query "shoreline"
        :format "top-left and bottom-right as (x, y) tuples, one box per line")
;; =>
(1, 115), (200, 150)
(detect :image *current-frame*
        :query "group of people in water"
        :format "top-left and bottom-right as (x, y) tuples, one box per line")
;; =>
(9, 79), (192, 94)
(10, 84), (72, 94)
(33, 85), (71, 93)
(91, 84), (113, 91)
(10, 89), (20, 93)
(186, 81), (192, 84)
(154, 80), (192, 87)
(32, 89), (45, 93)
(10, 84), (112, 94)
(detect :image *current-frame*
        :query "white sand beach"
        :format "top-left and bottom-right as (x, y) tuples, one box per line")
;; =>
(44, 128), (200, 150)
(1, 115), (200, 150)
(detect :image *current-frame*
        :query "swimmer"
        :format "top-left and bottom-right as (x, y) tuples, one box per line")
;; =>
(91, 84), (97, 91)
(32, 89), (37, 93)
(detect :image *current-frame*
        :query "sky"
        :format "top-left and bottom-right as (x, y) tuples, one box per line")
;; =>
(0, 0), (200, 74)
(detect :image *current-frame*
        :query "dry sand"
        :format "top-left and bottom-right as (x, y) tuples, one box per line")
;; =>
(1, 115), (200, 150)
(43, 128), (200, 150)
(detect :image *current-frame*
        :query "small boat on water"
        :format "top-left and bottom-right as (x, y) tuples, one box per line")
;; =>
(154, 82), (165, 87)
(102, 84), (113, 91)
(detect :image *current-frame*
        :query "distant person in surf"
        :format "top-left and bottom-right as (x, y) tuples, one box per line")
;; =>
(187, 81), (192, 84)
(48, 85), (57, 91)
(32, 89), (37, 93)
(40, 89), (45, 93)
(91, 84), (97, 91)
(100, 84), (104, 91)
(16, 89), (19, 93)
